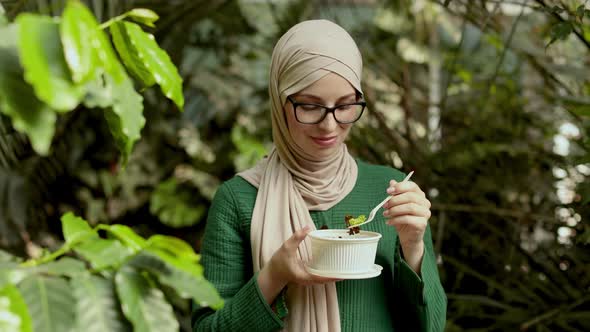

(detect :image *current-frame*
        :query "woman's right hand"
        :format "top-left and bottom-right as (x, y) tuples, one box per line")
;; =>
(257, 226), (340, 303)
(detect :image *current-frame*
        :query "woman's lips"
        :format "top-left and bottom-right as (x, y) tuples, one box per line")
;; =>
(311, 136), (338, 147)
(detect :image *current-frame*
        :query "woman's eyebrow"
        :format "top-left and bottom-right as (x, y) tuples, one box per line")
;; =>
(295, 93), (357, 103)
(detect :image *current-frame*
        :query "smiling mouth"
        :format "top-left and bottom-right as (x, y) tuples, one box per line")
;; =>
(311, 136), (338, 147)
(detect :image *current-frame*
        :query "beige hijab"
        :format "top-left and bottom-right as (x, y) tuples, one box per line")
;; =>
(238, 19), (363, 332)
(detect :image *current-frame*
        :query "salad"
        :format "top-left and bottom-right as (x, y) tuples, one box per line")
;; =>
(345, 214), (366, 235)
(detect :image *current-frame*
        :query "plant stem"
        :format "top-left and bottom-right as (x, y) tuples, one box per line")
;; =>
(98, 13), (129, 29)
(21, 244), (70, 267)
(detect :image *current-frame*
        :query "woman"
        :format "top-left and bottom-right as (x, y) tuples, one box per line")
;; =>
(192, 20), (447, 331)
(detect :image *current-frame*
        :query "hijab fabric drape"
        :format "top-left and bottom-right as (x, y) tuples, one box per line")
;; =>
(238, 19), (363, 332)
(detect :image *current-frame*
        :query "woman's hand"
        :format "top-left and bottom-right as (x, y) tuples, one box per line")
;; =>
(257, 226), (340, 304)
(383, 178), (432, 274)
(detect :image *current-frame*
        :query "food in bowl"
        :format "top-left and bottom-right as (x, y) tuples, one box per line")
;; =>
(345, 214), (365, 235)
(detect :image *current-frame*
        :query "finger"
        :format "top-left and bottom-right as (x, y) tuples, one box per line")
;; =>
(386, 215), (428, 227)
(284, 226), (311, 251)
(384, 192), (431, 209)
(389, 181), (424, 196)
(383, 202), (431, 219)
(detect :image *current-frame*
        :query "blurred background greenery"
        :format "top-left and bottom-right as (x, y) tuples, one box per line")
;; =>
(0, 0), (588, 330)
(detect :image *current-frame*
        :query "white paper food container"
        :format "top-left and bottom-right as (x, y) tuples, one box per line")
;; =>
(308, 229), (382, 274)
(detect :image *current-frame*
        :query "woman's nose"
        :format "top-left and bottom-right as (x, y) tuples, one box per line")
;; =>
(317, 112), (338, 131)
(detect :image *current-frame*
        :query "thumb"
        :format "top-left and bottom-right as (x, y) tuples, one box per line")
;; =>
(285, 226), (311, 250)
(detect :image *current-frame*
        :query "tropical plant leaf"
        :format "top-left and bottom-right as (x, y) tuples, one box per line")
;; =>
(71, 274), (130, 332)
(66, 8), (145, 164)
(0, 262), (28, 289)
(145, 234), (200, 264)
(110, 21), (156, 87)
(30, 257), (87, 278)
(74, 238), (133, 270)
(18, 275), (76, 332)
(16, 14), (83, 111)
(0, 24), (56, 155)
(150, 178), (206, 228)
(128, 252), (223, 310)
(101, 224), (147, 253)
(116, 21), (184, 110)
(0, 284), (32, 332)
(60, 1), (101, 84)
(115, 266), (179, 332)
(126, 8), (159, 28)
(61, 211), (96, 244)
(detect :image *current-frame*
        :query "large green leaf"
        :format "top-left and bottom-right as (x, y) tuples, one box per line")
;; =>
(128, 252), (223, 310)
(0, 262), (28, 289)
(71, 275), (130, 332)
(75, 238), (133, 270)
(29, 257), (87, 278)
(11, 257), (88, 284)
(146, 234), (200, 264)
(61, 211), (96, 244)
(60, 1), (101, 84)
(111, 21), (156, 87)
(0, 284), (32, 332)
(101, 224), (147, 253)
(0, 24), (56, 155)
(95, 26), (145, 163)
(115, 266), (178, 332)
(18, 275), (75, 332)
(115, 21), (184, 110)
(61, 7), (145, 163)
(16, 14), (83, 111)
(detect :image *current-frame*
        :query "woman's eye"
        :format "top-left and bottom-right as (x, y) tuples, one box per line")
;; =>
(337, 105), (353, 111)
(301, 104), (322, 111)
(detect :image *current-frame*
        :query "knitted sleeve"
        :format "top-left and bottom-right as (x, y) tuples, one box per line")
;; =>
(191, 182), (285, 332)
(392, 224), (448, 331)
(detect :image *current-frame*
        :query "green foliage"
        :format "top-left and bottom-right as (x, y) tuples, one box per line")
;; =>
(18, 275), (76, 332)
(0, 24), (56, 155)
(115, 266), (179, 332)
(0, 4), (6, 26)
(150, 178), (206, 228)
(0, 0), (183, 162)
(16, 14), (83, 111)
(111, 21), (184, 110)
(71, 275), (130, 332)
(126, 8), (160, 28)
(0, 284), (32, 332)
(0, 213), (222, 332)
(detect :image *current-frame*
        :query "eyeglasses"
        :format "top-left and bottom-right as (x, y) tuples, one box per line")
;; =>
(287, 96), (366, 125)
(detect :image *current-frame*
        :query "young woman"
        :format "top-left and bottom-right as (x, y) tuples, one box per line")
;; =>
(192, 19), (447, 332)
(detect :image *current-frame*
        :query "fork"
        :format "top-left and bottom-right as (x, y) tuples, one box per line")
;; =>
(347, 171), (414, 228)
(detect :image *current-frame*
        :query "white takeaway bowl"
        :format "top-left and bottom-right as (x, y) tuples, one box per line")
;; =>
(307, 229), (382, 274)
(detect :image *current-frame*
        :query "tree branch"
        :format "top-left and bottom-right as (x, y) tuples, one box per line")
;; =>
(534, 0), (590, 50)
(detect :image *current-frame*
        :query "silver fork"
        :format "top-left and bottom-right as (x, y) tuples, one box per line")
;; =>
(347, 171), (414, 228)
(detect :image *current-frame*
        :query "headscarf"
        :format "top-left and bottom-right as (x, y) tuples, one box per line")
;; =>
(238, 19), (363, 332)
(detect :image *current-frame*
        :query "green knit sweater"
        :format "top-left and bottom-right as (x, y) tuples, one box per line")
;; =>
(192, 160), (447, 331)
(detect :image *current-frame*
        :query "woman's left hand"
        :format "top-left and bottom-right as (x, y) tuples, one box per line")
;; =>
(382, 178), (431, 274)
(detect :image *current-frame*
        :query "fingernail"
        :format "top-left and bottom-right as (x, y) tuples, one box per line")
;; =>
(383, 211), (389, 217)
(387, 187), (395, 194)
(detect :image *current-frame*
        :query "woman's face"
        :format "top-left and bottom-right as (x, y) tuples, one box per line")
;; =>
(284, 73), (357, 159)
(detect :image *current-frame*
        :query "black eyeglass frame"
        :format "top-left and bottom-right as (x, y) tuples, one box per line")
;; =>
(287, 96), (366, 125)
